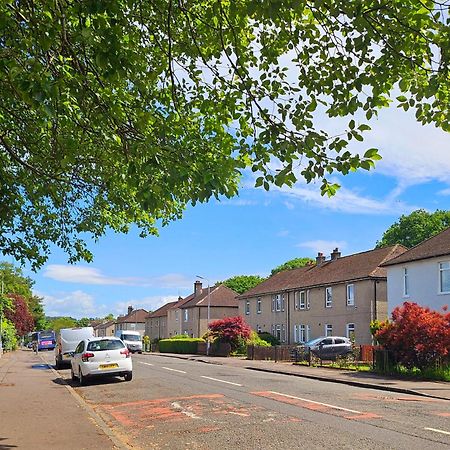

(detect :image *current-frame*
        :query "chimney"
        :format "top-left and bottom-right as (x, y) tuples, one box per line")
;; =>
(127, 305), (133, 315)
(331, 248), (341, 260)
(316, 252), (326, 265)
(194, 280), (203, 297)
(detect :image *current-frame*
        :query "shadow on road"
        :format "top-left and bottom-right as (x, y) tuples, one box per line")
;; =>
(0, 437), (17, 449)
(52, 376), (124, 388)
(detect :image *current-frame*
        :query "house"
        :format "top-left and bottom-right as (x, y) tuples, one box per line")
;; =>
(381, 226), (450, 312)
(94, 320), (116, 337)
(166, 281), (239, 338)
(144, 301), (177, 340)
(238, 245), (406, 345)
(114, 306), (148, 335)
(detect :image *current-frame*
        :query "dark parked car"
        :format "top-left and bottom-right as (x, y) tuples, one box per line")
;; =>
(302, 336), (353, 360)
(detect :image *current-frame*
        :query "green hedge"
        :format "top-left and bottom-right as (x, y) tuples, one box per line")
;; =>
(158, 337), (204, 354)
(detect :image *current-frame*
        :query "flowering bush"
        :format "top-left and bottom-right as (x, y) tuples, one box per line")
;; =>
(208, 316), (252, 352)
(375, 302), (450, 370)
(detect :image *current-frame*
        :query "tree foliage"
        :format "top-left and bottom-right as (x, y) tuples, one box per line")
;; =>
(375, 302), (450, 370)
(376, 210), (450, 249)
(222, 275), (265, 295)
(2, 2), (450, 268)
(4, 294), (35, 336)
(208, 316), (252, 351)
(271, 257), (315, 276)
(47, 316), (77, 332)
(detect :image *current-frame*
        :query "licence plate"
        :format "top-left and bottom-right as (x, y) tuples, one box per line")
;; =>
(99, 363), (118, 370)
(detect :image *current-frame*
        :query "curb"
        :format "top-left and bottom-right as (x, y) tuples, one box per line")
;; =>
(146, 352), (450, 402)
(39, 355), (132, 450)
(244, 366), (450, 402)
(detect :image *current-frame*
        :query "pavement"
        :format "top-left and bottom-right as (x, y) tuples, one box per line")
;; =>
(0, 349), (449, 450)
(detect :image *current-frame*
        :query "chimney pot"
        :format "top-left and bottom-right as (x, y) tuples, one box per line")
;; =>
(316, 252), (326, 265)
(127, 305), (133, 315)
(194, 280), (203, 297)
(331, 248), (341, 260)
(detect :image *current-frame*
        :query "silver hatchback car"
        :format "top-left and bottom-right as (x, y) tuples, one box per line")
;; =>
(303, 336), (353, 360)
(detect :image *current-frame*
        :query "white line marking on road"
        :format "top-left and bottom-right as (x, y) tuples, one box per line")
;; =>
(171, 402), (201, 419)
(162, 367), (187, 374)
(200, 376), (243, 386)
(269, 391), (362, 414)
(139, 362), (154, 366)
(424, 427), (450, 436)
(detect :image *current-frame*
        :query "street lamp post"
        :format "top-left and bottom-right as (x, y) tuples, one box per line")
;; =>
(196, 275), (211, 356)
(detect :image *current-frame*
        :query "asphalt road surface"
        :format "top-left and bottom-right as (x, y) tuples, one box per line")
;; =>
(42, 353), (450, 450)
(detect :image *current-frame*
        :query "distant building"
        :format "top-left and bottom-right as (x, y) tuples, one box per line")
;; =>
(145, 302), (177, 340)
(114, 306), (147, 334)
(166, 281), (239, 338)
(94, 320), (115, 337)
(381, 226), (450, 312)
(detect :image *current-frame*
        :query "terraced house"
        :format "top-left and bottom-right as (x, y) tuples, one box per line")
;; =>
(144, 301), (177, 341)
(238, 245), (406, 345)
(166, 281), (239, 338)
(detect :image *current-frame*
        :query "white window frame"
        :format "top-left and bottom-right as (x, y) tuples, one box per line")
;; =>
(346, 323), (355, 339)
(183, 309), (188, 322)
(257, 298), (262, 314)
(294, 324), (298, 343)
(299, 324), (307, 343)
(245, 301), (250, 315)
(325, 324), (333, 337)
(403, 267), (409, 297)
(325, 287), (333, 308)
(299, 291), (306, 310)
(275, 324), (282, 341)
(439, 261), (450, 294)
(273, 294), (284, 312)
(346, 284), (354, 306)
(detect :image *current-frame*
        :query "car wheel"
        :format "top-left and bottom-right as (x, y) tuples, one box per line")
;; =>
(124, 371), (133, 382)
(71, 367), (76, 382)
(78, 367), (86, 386)
(55, 359), (60, 370)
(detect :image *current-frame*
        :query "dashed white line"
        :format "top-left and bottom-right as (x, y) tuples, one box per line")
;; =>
(139, 362), (153, 366)
(424, 427), (450, 436)
(268, 391), (362, 414)
(200, 376), (243, 386)
(162, 367), (187, 374)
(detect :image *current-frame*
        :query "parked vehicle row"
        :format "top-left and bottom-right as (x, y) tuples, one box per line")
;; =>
(53, 327), (134, 385)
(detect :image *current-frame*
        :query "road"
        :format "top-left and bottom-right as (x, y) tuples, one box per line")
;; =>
(41, 352), (450, 450)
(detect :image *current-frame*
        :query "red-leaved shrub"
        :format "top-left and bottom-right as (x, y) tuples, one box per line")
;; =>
(376, 302), (450, 370)
(208, 316), (252, 351)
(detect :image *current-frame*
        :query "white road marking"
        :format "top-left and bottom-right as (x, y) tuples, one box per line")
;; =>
(171, 402), (201, 419)
(162, 367), (187, 374)
(200, 376), (243, 386)
(424, 427), (450, 436)
(139, 362), (153, 366)
(268, 391), (362, 414)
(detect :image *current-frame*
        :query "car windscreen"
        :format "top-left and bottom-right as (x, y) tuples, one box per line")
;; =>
(304, 337), (323, 347)
(87, 340), (125, 351)
(122, 334), (141, 341)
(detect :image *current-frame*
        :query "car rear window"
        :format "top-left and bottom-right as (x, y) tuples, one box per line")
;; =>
(87, 340), (125, 351)
(122, 334), (141, 341)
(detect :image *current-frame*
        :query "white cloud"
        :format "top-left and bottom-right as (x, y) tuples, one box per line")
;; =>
(113, 296), (179, 316)
(276, 229), (290, 237)
(278, 182), (417, 215)
(43, 265), (192, 289)
(297, 240), (347, 256)
(219, 198), (257, 206)
(38, 290), (103, 319)
(284, 201), (295, 210)
(438, 187), (450, 196)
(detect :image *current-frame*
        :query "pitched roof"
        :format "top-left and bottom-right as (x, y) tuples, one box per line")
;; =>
(179, 284), (238, 309)
(238, 244), (407, 298)
(146, 301), (177, 319)
(116, 308), (148, 323)
(94, 320), (115, 330)
(381, 226), (450, 266)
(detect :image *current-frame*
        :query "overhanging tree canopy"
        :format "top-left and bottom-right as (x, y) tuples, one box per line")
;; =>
(1, 1), (449, 268)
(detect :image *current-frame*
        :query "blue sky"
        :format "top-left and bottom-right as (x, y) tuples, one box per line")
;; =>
(18, 106), (450, 319)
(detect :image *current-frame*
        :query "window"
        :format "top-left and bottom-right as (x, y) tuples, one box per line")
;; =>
(325, 324), (333, 337)
(299, 324), (310, 343)
(257, 298), (261, 314)
(275, 324), (281, 341)
(299, 291), (306, 309)
(175, 310), (179, 322)
(325, 287), (333, 308)
(272, 294), (284, 312)
(403, 267), (409, 296)
(245, 301), (250, 315)
(346, 284), (354, 306)
(184, 309), (188, 322)
(256, 324), (262, 333)
(439, 262), (450, 293)
(346, 323), (355, 339)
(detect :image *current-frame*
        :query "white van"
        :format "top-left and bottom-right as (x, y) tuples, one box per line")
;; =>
(55, 327), (95, 369)
(114, 330), (143, 353)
